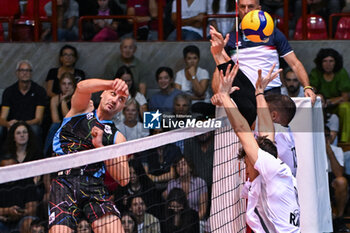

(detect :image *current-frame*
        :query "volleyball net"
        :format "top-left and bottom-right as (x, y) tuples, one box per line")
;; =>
(0, 117), (246, 233)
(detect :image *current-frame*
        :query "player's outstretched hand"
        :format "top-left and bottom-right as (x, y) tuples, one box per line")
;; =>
(255, 63), (282, 95)
(210, 25), (229, 56)
(91, 126), (104, 148)
(217, 63), (239, 94)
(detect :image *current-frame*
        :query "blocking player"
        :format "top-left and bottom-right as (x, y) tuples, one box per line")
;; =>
(210, 0), (316, 124)
(211, 64), (300, 232)
(48, 78), (130, 233)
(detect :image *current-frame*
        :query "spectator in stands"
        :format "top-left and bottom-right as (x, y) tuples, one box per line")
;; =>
(115, 65), (147, 120)
(116, 98), (149, 141)
(149, 67), (182, 114)
(77, 218), (92, 233)
(167, 0), (206, 40)
(174, 45), (214, 117)
(90, 0), (123, 41)
(3, 121), (42, 163)
(29, 218), (47, 233)
(104, 38), (147, 95)
(310, 48), (350, 142)
(184, 130), (214, 199)
(141, 127), (181, 190)
(3, 122), (51, 223)
(207, 0), (235, 38)
(128, 195), (161, 233)
(115, 159), (163, 219)
(43, 0), (80, 41)
(126, 0), (159, 40)
(162, 187), (200, 233)
(320, 94), (340, 146)
(44, 72), (76, 157)
(281, 68), (304, 97)
(45, 44), (85, 98)
(325, 127), (350, 233)
(0, 154), (40, 233)
(164, 155), (208, 221)
(0, 60), (47, 142)
(121, 211), (137, 233)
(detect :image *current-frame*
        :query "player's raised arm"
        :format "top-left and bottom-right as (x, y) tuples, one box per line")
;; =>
(211, 64), (260, 165)
(69, 79), (129, 117)
(255, 64), (282, 142)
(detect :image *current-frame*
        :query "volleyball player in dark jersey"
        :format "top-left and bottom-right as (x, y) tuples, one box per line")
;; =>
(48, 78), (130, 233)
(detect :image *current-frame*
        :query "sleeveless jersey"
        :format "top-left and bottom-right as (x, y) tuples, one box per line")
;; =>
(53, 111), (119, 177)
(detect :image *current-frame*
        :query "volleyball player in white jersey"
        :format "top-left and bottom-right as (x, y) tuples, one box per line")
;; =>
(211, 64), (300, 232)
(265, 94), (298, 177)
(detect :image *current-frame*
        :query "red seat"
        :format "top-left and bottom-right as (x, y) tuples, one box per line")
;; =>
(293, 15), (328, 40)
(0, 0), (20, 17)
(335, 16), (350, 39)
(272, 15), (284, 32)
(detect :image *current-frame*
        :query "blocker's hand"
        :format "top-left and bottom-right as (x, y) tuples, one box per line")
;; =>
(255, 63), (282, 95)
(217, 63), (239, 94)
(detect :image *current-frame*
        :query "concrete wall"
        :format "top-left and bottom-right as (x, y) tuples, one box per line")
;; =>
(0, 40), (349, 99)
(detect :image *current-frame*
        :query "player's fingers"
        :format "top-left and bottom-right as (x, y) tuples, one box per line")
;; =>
(270, 68), (283, 81)
(229, 86), (240, 94)
(224, 64), (232, 80)
(268, 63), (276, 76)
(228, 63), (239, 80)
(224, 33), (230, 46)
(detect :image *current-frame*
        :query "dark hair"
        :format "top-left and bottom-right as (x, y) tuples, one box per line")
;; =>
(183, 45), (200, 59)
(129, 159), (155, 188)
(325, 126), (331, 138)
(59, 72), (77, 87)
(238, 136), (277, 159)
(59, 44), (78, 65)
(155, 67), (174, 81)
(314, 48), (343, 73)
(30, 218), (47, 232)
(265, 94), (296, 125)
(5, 121), (40, 162)
(173, 154), (197, 178)
(121, 212), (138, 233)
(173, 93), (192, 106)
(167, 187), (189, 209)
(212, 0), (234, 14)
(115, 65), (136, 97)
(0, 153), (17, 165)
(283, 67), (294, 78)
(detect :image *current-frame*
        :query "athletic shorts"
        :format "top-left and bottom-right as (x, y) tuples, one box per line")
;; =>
(48, 175), (120, 230)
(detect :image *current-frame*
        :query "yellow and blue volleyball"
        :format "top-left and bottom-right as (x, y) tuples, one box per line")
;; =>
(241, 10), (274, 43)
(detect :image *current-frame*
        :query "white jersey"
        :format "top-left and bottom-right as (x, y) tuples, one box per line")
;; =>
(275, 123), (297, 177)
(241, 149), (300, 233)
(175, 67), (210, 103)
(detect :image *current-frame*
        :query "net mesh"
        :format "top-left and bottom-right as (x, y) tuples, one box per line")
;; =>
(0, 122), (246, 233)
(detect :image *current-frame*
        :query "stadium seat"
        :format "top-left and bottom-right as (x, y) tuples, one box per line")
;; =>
(335, 17), (350, 39)
(293, 14), (328, 40)
(272, 15), (284, 32)
(0, 0), (20, 18)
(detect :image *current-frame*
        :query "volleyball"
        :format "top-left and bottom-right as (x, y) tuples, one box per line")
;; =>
(241, 10), (274, 43)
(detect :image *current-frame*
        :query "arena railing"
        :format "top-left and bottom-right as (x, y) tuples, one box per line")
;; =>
(0, 17), (13, 41)
(78, 15), (138, 41)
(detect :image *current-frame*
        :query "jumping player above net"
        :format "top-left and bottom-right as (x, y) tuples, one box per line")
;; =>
(48, 79), (130, 233)
(210, 0), (316, 125)
(211, 64), (300, 232)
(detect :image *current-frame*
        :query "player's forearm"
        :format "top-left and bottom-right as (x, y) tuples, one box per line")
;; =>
(222, 94), (251, 133)
(256, 94), (275, 141)
(76, 79), (113, 94)
(106, 155), (130, 186)
(212, 50), (231, 65)
(293, 62), (310, 87)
